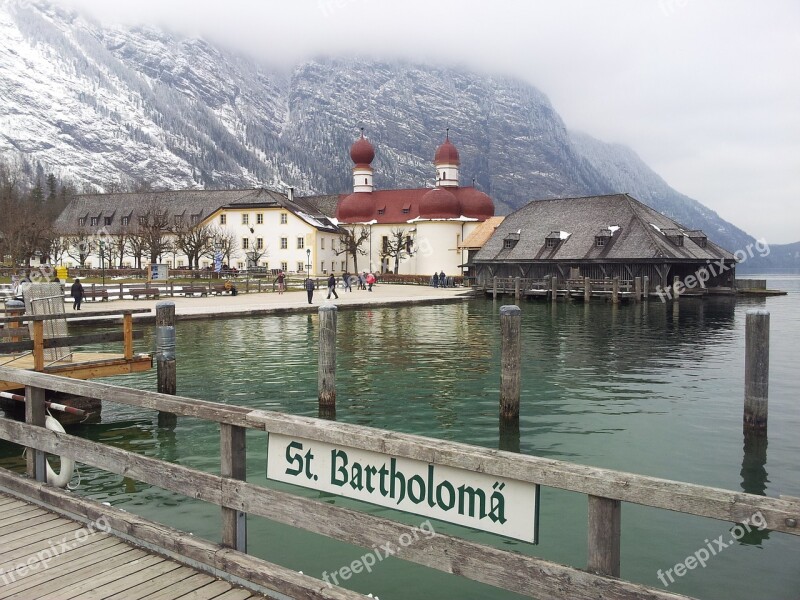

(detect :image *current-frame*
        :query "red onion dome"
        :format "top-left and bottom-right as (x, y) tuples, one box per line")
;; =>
(419, 187), (460, 219)
(434, 135), (460, 165)
(350, 134), (375, 166)
(457, 187), (494, 219)
(337, 193), (373, 221)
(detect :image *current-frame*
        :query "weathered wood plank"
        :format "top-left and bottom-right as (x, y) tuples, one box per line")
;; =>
(221, 423), (247, 552)
(0, 537), (128, 599)
(0, 367), (252, 428)
(0, 514), (73, 545)
(25, 384), (46, 481)
(246, 410), (800, 535)
(587, 495), (621, 577)
(145, 573), (220, 600)
(0, 512), (61, 536)
(214, 589), (258, 600)
(0, 309), (151, 324)
(0, 522), (84, 564)
(103, 565), (198, 600)
(0, 505), (45, 526)
(0, 330), (144, 354)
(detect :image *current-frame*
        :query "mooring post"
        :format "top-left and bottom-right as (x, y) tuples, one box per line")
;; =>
(221, 423), (247, 552)
(611, 276), (620, 304)
(643, 276), (649, 300)
(25, 385), (46, 482)
(550, 276), (558, 302)
(492, 276), (498, 300)
(673, 275), (681, 301)
(499, 305), (521, 420)
(514, 276), (521, 301)
(587, 495), (621, 577)
(318, 304), (337, 413)
(584, 276), (591, 302)
(634, 277), (642, 302)
(155, 301), (177, 426)
(744, 309), (770, 431)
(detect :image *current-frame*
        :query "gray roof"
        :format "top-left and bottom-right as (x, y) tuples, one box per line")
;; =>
(55, 188), (339, 234)
(473, 194), (735, 263)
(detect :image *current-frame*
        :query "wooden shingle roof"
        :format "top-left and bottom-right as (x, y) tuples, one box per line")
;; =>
(473, 194), (734, 262)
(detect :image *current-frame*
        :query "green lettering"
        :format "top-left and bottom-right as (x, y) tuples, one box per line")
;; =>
(284, 441), (304, 476)
(331, 449), (349, 486)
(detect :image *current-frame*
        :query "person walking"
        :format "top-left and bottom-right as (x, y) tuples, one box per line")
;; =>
(327, 273), (339, 300)
(439, 270), (446, 288)
(343, 271), (352, 292)
(366, 272), (376, 292)
(305, 277), (315, 304)
(275, 270), (285, 294)
(70, 278), (85, 310)
(359, 271), (367, 290)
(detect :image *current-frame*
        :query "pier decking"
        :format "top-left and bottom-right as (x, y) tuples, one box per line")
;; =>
(0, 492), (265, 600)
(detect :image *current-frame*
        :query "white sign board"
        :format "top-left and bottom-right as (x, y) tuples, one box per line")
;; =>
(267, 433), (539, 542)
(150, 264), (169, 280)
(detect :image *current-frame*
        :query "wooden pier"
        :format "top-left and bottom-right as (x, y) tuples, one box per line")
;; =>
(0, 491), (267, 599)
(0, 309), (153, 393)
(1, 367), (798, 599)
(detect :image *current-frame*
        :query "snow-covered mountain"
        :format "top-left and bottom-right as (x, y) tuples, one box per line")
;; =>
(0, 0), (761, 255)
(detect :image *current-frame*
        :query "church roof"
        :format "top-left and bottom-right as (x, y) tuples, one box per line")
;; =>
(336, 187), (493, 223)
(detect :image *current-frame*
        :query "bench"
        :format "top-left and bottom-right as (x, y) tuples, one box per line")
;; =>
(211, 284), (237, 296)
(180, 285), (208, 297)
(83, 289), (109, 301)
(129, 288), (160, 300)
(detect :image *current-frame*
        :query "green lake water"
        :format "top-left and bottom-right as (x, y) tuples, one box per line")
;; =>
(2, 276), (798, 599)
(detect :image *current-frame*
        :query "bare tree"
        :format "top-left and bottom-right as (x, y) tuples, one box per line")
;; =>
(137, 198), (173, 263)
(127, 232), (147, 269)
(335, 226), (370, 273)
(381, 227), (414, 274)
(65, 228), (95, 268)
(208, 227), (239, 267)
(174, 222), (214, 269)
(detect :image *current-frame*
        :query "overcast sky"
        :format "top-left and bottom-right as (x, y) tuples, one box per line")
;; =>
(51, 0), (800, 244)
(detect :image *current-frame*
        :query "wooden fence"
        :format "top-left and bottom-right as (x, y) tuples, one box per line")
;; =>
(0, 368), (798, 599)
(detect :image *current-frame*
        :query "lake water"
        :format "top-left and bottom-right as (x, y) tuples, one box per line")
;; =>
(2, 276), (798, 599)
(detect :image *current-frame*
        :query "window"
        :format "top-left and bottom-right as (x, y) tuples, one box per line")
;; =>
(504, 239), (514, 249)
(280, 213), (287, 224)
(320, 238), (325, 250)
(297, 262), (305, 272)
(121, 216), (129, 226)
(237, 262), (244, 270)
(297, 237), (304, 249)
(402, 207), (410, 214)
(406, 235), (413, 252)
(546, 238), (558, 248)
(382, 236), (389, 253)
(139, 216), (147, 226)
(262, 262), (268, 270)
(242, 238), (249, 249)
(202, 261), (209, 269)
(256, 238), (264, 249)
(503, 233), (520, 249)
(220, 214), (227, 225)
(595, 237), (606, 247)
(281, 261), (288, 272)
(242, 214), (249, 225)
(190, 215), (199, 225)
(280, 237), (288, 249)
(321, 261), (326, 273)
(166, 261), (172, 269)
(256, 213), (263, 224)
(177, 260), (184, 267)
(377, 208), (385, 215)
(90, 217), (98, 226)
(364, 178), (368, 185)
(341, 261), (346, 271)
(104, 217), (112, 226)
(78, 217), (86, 226)
(174, 215), (183, 225)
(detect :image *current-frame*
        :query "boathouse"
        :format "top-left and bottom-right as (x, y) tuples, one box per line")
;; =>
(471, 194), (736, 292)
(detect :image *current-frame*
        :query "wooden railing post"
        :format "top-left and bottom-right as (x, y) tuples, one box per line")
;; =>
(221, 423), (247, 552)
(744, 309), (769, 431)
(32, 320), (44, 371)
(123, 313), (133, 360)
(318, 304), (337, 416)
(500, 305), (521, 421)
(587, 495), (621, 577)
(25, 385), (47, 482)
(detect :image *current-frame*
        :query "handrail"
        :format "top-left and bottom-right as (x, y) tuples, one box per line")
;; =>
(0, 309), (151, 324)
(1, 368), (797, 599)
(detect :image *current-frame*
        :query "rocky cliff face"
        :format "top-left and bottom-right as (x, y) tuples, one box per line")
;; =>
(0, 0), (772, 256)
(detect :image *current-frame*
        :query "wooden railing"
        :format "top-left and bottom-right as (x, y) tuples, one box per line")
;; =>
(0, 369), (798, 599)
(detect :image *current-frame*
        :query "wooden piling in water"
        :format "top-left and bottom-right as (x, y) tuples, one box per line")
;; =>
(492, 276), (498, 300)
(500, 305), (521, 420)
(584, 277), (591, 302)
(514, 276), (521, 301)
(643, 276), (649, 300)
(156, 301), (177, 426)
(550, 276), (558, 302)
(611, 277), (620, 304)
(318, 304), (337, 411)
(634, 277), (642, 302)
(744, 309), (770, 431)
(673, 275), (681, 301)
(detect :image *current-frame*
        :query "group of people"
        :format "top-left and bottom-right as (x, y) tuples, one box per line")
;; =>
(432, 271), (448, 288)
(302, 271), (377, 304)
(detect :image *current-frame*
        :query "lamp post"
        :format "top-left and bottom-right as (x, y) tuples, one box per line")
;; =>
(99, 240), (105, 285)
(306, 248), (311, 280)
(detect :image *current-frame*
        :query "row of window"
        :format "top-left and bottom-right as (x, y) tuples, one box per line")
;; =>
(220, 213), (289, 225)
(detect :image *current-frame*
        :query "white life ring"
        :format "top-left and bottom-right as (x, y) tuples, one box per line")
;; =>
(45, 415), (75, 489)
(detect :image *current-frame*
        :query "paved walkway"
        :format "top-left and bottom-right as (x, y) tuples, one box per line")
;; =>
(68, 284), (473, 321)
